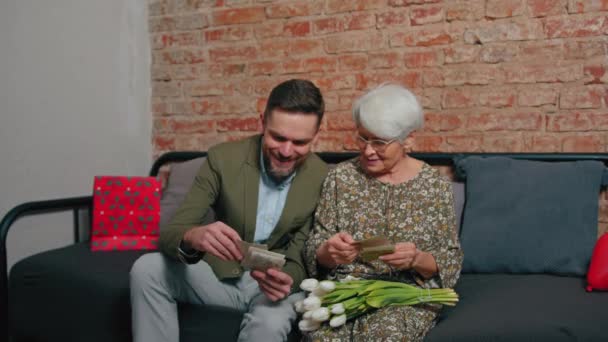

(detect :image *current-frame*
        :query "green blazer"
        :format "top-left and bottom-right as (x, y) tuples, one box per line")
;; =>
(159, 134), (328, 290)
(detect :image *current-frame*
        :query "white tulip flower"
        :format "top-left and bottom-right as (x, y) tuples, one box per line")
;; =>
(312, 287), (328, 297)
(311, 307), (330, 322)
(300, 278), (319, 292)
(298, 319), (321, 332)
(319, 280), (336, 292)
(294, 300), (305, 313)
(330, 303), (345, 315)
(303, 310), (313, 320)
(302, 295), (321, 311)
(329, 314), (347, 328)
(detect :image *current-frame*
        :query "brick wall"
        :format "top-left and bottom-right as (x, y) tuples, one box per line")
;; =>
(149, 0), (608, 156)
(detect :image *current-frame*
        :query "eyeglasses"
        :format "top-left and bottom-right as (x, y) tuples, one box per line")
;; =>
(356, 135), (397, 152)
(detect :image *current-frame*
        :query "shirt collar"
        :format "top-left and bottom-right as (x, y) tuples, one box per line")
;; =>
(259, 147), (296, 189)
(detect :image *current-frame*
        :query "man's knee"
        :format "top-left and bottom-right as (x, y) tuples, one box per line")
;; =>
(130, 252), (166, 287)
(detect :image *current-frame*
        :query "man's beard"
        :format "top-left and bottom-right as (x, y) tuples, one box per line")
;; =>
(263, 153), (297, 183)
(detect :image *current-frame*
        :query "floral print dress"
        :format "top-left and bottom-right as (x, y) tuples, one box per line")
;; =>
(303, 158), (463, 342)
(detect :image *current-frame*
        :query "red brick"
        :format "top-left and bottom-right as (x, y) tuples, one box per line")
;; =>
(590, 113), (608, 130)
(545, 15), (608, 38)
(254, 20), (284, 38)
(518, 88), (558, 106)
(504, 63), (583, 83)
(314, 131), (346, 151)
(290, 39), (325, 56)
(326, 112), (357, 131)
(313, 17), (342, 35)
(174, 0), (221, 12)
(153, 81), (182, 97)
(184, 82), (234, 97)
(167, 65), (203, 81)
(152, 32), (200, 50)
(391, 27), (453, 47)
(175, 133), (223, 151)
(282, 57), (339, 74)
(344, 13), (376, 31)
(445, 135), (483, 152)
(584, 65), (608, 84)
(154, 135), (176, 151)
(423, 112), (464, 132)
(212, 7), (265, 26)
(518, 41), (564, 61)
(149, 16), (176, 32)
(481, 133), (524, 152)
(338, 92), (363, 111)
(284, 21), (311, 37)
(412, 135), (444, 152)
(259, 39), (290, 58)
(249, 61), (281, 76)
(152, 66), (172, 81)
(478, 89), (517, 108)
(209, 46), (257, 62)
(155, 117), (215, 134)
(524, 134), (561, 152)
(564, 39), (608, 59)
(568, 0), (608, 13)
(312, 75), (357, 91)
(443, 65), (501, 86)
(326, 0), (385, 14)
(376, 9), (410, 28)
(560, 86), (604, 109)
(390, 0), (441, 6)
(203, 26), (253, 42)
(152, 102), (169, 115)
(442, 88), (474, 108)
(369, 51), (402, 69)
(486, 0), (525, 18)
(479, 44), (517, 63)
(175, 13), (209, 30)
(191, 96), (254, 115)
(547, 112), (593, 131)
(526, 0), (568, 17)
(464, 20), (544, 44)
(156, 50), (207, 65)
(325, 32), (385, 53)
(419, 88), (443, 109)
(468, 112), (543, 131)
(444, 46), (480, 64)
(265, 1), (323, 18)
(410, 5), (445, 25)
(217, 117), (260, 132)
(562, 134), (605, 152)
(423, 70), (444, 87)
(355, 71), (422, 90)
(222, 63), (246, 77)
(445, 0), (485, 21)
(404, 50), (443, 68)
(339, 55), (369, 71)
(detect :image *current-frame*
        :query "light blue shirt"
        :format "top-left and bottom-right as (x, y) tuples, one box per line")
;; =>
(254, 149), (295, 243)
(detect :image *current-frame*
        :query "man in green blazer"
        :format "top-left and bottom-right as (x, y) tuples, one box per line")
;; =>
(130, 79), (328, 342)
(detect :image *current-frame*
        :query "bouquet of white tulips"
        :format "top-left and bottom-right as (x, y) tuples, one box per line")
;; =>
(294, 276), (458, 332)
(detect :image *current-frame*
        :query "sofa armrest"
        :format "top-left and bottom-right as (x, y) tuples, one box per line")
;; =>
(0, 195), (92, 342)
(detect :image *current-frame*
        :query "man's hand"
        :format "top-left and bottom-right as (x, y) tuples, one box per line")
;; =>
(379, 242), (418, 270)
(250, 268), (293, 302)
(183, 222), (242, 261)
(316, 232), (358, 268)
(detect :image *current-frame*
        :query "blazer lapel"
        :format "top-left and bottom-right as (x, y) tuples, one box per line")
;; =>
(243, 137), (261, 243)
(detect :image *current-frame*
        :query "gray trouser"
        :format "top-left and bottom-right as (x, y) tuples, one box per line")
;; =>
(130, 253), (304, 342)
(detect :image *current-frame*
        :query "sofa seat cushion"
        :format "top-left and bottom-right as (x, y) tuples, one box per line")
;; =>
(426, 274), (608, 341)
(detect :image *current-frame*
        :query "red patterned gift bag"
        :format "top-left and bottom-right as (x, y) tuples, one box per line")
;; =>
(91, 176), (161, 251)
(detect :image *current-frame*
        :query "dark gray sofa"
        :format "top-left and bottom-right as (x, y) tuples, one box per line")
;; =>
(3, 151), (608, 342)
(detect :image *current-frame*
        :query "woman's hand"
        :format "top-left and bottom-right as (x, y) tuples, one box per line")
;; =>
(380, 242), (438, 279)
(379, 242), (418, 270)
(316, 232), (358, 268)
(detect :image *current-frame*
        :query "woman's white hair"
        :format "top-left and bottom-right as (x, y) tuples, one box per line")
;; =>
(352, 83), (423, 141)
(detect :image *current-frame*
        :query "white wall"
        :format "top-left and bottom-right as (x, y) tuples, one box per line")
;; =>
(0, 0), (151, 269)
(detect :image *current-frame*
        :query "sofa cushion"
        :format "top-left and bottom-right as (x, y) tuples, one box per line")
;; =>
(455, 156), (604, 275)
(159, 157), (206, 230)
(426, 273), (608, 341)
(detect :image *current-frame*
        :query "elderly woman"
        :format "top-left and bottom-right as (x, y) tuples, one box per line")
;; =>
(303, 84), (463, 341)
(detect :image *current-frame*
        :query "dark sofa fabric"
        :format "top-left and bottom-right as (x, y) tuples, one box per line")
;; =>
(10, 244), (608, 342)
